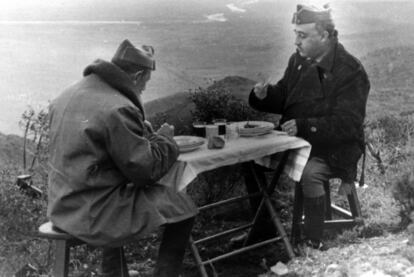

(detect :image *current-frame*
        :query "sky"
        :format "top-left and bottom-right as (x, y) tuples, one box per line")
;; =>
(0, 0), (412, 135)
(0, 0), (401, 22)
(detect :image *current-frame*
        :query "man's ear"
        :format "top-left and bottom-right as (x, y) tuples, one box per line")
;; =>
(133, 70), (144, 82)
(321, 30), (329, 41)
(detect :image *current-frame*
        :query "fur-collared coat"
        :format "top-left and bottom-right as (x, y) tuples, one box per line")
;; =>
(47, 60), (197, 246)
(249, 42), (370, 182)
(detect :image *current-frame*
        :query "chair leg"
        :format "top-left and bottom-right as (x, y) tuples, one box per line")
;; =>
(347, 183), (362, 218)
(53, 240), (70, 277)
(291, 182), (303, 246)
(189, 236), (209, 277)
(323, 181), (332, 220)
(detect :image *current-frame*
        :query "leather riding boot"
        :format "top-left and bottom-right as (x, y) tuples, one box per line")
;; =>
(101, 246), (129, 277)
(303, 195), (326, 244)
(153, 217), (195, 277)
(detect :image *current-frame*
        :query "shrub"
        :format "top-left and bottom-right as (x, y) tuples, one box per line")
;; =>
(188, 85), (277, 123)
(365, 115), (414, 168)
(393, 167), (414, 228)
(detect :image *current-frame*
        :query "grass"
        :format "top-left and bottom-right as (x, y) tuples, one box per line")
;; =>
(0, 129), (410, 276)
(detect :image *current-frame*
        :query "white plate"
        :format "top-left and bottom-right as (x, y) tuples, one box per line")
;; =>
(174, 136), (205, 147)
(178, 144), (204, 153)
(174, 136), (205, 153)
(239, 130), (273, 137)
(236, 121), (275, 136)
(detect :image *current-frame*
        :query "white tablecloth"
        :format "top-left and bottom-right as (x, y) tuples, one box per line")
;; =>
(158, 131), (311, 191)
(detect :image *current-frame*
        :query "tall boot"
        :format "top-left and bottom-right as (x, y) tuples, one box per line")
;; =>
(303, 195), (326, 246)
(101, 247), (129, 277)
(153, 217), (195, 277)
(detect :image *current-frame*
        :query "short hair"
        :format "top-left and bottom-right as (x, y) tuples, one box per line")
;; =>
(315, 19), (338, 38)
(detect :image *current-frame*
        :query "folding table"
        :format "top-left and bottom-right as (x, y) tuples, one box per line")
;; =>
(158, 131), (311, 276)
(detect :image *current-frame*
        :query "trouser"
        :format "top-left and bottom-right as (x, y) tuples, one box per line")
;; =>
(299, 157), (332, 242)
(101, 217), (195, 277)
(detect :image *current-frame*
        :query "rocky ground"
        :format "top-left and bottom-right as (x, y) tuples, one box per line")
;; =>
(277, 231), (414, 277)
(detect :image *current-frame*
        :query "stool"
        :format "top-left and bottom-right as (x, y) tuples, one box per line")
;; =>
(38, 221), (86, 277)
(291, 179), (364, 246)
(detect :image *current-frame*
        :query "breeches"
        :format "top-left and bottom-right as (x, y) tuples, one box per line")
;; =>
(300, 157), (332, 198)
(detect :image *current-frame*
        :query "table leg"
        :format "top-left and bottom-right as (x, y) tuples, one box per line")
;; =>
(244, 152), (296, 259)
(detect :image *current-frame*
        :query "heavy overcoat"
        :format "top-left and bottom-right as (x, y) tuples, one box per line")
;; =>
(249, 42), (370, 181)
(47, 60), (197, 246)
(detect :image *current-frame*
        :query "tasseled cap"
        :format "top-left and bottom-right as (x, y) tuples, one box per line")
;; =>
(111, 39), (156, 71)
(292, 4), (332, 25)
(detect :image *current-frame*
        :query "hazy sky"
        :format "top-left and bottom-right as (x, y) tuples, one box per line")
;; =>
(0, 0), (399, 21)
(0, 0), (412, 135)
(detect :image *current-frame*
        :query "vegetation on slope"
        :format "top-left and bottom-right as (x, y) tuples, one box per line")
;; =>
(1, 46), (414, 276)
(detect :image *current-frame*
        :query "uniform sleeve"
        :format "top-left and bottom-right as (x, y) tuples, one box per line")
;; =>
(296, 66), (370, 144)
(103, 106), (179, 186)
(248, 55), (294, 114)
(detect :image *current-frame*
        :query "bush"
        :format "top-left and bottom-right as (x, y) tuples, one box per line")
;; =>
(188, 85), (278, 123)
(393, 167), (414, 228)
(366, 115), (414, 168)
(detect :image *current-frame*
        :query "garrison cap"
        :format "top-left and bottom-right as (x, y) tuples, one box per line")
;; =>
(111, 39), (156, 71)
(292, 4), (332, 25)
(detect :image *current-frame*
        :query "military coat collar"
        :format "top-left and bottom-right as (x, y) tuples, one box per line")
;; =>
(83, 59), (145, 119)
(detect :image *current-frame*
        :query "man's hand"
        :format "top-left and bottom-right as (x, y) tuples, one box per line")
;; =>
(144, 120), (154, 133)
(281, 120), (298, 136)
(253, 82), (269, 100)
(157, 123), (175, 138)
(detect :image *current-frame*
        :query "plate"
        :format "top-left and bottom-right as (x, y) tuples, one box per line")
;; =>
(236, 121), (275, 137)
(174, 136), (205, 153)
(239, 130), (273, 137)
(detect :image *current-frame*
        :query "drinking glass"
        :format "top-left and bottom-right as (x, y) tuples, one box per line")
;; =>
(192, 121), (206, 137)
(213, 118), (227, 136)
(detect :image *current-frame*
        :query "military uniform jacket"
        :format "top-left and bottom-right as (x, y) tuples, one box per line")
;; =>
(249, 41), (370, 181)
(47, 60), (197, 246)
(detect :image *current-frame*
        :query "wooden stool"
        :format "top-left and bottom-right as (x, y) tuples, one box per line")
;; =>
(38, 221), (86, 277)
(291, 179), (364, 246)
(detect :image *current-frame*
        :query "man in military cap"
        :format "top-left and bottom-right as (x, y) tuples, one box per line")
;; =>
(247, 4), (370, 249)
(48, 39), (197, 276)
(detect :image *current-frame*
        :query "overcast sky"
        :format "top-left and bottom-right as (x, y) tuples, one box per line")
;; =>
(0, 0), (400, 21)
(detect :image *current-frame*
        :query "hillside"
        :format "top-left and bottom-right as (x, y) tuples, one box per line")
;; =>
(3, 42), (414, 166)
(362, 46), (414, 119)
(0, 132), (25, 167)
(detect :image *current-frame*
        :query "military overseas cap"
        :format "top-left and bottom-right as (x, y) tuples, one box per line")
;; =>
(292, 4), (332, 25)
(111, 39), (156, 71)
